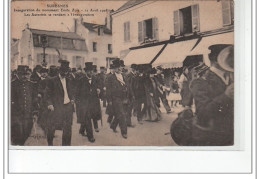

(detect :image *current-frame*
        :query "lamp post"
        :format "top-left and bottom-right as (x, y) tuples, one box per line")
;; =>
(41, 34), (48, 67)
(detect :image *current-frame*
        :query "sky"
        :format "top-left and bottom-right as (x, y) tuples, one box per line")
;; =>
(11, 1), (126, 39)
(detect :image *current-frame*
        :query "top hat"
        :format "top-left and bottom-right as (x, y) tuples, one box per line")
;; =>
(109, 64), (115, 69)
(142, 64), (152, 73)
(112, 58), (121, 68)
(84, 62), (93, 71)
(150, 68), (157, 74)
(59, 60), (70, 72)
(17, 65), (29, 74)
(119, 60), (125, 67)
(40, 67), (48, 73)
(35, 65), (42, 71)
(71, 68), (76, 73)
(208, 44), (232, 62)
(130, 64), (137, 69)
(217, 45), (234, 72)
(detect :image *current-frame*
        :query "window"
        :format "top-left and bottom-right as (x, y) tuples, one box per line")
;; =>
(173, 4), (200, 36)
(222, 0), (234, 26)
(138, 17), (158, 43)
(108, 44), (112, 54)
(124, 21), (130, 42)
(98, 27), (104, 36)
(93, 42), (97, 52)
(72, 56), (84, 68)
(92, 58), (98, 65)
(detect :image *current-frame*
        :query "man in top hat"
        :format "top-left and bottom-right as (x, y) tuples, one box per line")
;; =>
(189, 44), (234, 146)
(154, 66), (171, 113)
(30, 65), (42, 84)
(96, 66), (107, 107)
(132, 64), (146, 124)
(45, 60), (75, 146)
(11, 65), (38, 145)
(106, 58), (128, 138)
(125, 64), (138, 127)
(105, 64), (115, 124)
(76, 62), (101, 142)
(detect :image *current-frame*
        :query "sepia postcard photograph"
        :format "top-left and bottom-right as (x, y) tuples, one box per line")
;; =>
(9, 0), (236, 147)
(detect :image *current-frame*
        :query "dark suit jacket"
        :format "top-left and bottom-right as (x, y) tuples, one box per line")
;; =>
(11, 79), (38, 119)
(76, 75), (101, 123)
(106, 73), (128, 103)
(190, 70), (234, 145)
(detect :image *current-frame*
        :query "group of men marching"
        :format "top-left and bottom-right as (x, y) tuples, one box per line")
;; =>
(11, 57), (173, 146)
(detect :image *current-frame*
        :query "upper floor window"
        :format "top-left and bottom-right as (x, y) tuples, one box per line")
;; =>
(93, 42), (97, 52)
(222, 0), (234, 26)
(98, 27), (104, 36)
(124, 21), (130, 42)
(108, 44), (112, 54)
(138, 17), (158, 43)
(173, 4), (200, 36)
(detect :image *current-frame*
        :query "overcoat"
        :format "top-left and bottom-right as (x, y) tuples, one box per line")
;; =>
(45, 76), (75, 129)
(76, 75), (101, 124)
(190, 70), (234, 146)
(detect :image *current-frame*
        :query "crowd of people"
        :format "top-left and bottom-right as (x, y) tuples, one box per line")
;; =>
(11, 43), (234, 146)
(11, 56), (181, 146)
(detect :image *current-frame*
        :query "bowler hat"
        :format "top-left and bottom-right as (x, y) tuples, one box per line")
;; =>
(84, 62), (93, 71)
(208, 44), (232, 62)
(120, 60), (125, 67)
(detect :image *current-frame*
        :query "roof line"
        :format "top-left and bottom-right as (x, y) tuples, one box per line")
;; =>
(111, 0), (147, 15)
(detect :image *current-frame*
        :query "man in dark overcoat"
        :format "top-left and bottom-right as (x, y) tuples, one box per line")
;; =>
(76, 62), (100, 142)
(190, 44), (234, 146)
(106, 59), (128, 139)
(154, 66), (171, 113)
(133, 65), (146, 124)
(11, 65), (38, 145)
(45, 60), (75, 146)
(96, 66), (107, 107)
(125, 64), (138, 127)
(105, 64), (115, 124)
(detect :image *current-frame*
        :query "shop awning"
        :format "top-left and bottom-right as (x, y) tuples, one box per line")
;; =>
(190, 32), (234, 66)
(152, 39), (198, 68)
(123, 45), (165, 66)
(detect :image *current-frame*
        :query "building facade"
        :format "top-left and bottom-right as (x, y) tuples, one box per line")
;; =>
(74, 17), (115, 68)
(11, 38), (20, 70)
(112, 0), (234, 67)
(18, 26), (88, 69)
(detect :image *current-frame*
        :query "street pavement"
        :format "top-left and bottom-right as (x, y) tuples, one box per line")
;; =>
(25, 103), (184, 146)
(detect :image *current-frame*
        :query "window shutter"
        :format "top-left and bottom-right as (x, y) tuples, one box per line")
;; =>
(191, 4), (200, 32)
(222, 0), (232, 26)
(73, 56), (76, 67)
(124, 22), (127, 42)
(173, 10), (180, 35)
(152, 17), (159, 40)
(127, 22), (130, 41)
(138, 21), (144, 42)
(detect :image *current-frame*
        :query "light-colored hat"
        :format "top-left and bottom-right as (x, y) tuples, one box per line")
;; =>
(217, 45), (234, 72)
